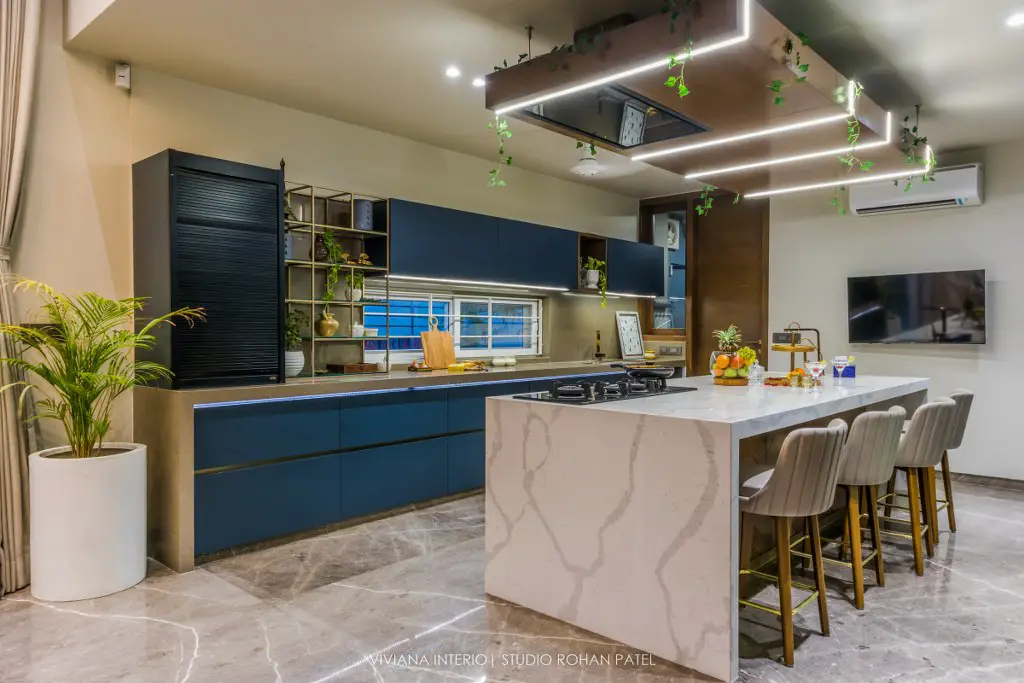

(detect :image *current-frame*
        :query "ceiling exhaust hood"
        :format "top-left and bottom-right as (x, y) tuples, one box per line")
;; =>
(485, 0), (910, 196)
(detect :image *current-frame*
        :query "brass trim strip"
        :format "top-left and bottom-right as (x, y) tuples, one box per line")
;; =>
(194, 428), (485, 476)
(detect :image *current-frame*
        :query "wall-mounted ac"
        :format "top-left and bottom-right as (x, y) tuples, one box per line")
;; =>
(849, 164), (983, 216)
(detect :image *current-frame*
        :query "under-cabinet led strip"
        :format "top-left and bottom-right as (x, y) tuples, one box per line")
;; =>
(493, 0), (752, 116)
(386, 274), (569, 292)
(743, 145), (934, 199)
(684, 111), (893, 179)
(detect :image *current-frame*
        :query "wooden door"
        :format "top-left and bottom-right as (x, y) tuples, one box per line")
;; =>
(688, 199), (769, 375)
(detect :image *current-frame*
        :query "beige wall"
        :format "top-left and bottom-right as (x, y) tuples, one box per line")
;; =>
(769, 142), (1020, 480)
(14, 0), (640, 445)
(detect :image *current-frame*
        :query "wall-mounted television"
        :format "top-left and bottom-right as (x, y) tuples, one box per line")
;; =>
(847, 270), (986, 344)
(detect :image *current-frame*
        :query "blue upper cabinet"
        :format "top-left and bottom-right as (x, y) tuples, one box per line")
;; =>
(389, 199), (498, 279)
(495, 219), (577, 289)
(606, 238), (665, 296)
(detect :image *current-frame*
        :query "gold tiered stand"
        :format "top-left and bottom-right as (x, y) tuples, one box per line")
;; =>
(771, 322), (823, 372)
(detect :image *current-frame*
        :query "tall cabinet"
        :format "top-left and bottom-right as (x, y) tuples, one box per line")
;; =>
(133, 150), (285, 388)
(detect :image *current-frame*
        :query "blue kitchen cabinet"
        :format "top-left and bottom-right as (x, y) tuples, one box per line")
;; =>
(448, 379), (534, 432)
(341, 438), (448, 518)
(389, 199), (498, 279)
(447, 431), (486, 492)
(194, 396), (342, 471)
(339, 388), (448, 449)
(495, 218), (578, 289)
(194, 453), (342, 555)
(606, 238), (665, 296)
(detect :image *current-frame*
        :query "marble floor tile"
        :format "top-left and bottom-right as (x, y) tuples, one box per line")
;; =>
(1, 481), (1022, 683)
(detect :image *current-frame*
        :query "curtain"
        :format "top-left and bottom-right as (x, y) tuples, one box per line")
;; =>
(0, 0), (41, 596)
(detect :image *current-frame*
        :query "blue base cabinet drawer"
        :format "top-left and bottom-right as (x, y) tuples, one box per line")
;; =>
(448, 380), (534, 432)
(194, 397), (341, 471)
(194, 453), (341, 555)
(447, 432), (486, 493)
(340, 389), (448, 449)
(341, 438), (447, 519)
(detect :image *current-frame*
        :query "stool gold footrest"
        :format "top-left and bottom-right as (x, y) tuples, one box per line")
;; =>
(876, 512), (929, 541)
(739, 569), (819, 617)
(792, 544), (878, 569)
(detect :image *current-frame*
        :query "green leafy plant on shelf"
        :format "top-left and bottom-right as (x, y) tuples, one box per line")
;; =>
(285, 309), (307, 351)
(0, 279), (204, 458)
(321, 230), (348, 310)
(345, 271), (365, 301)
(583, 256), (608, 308)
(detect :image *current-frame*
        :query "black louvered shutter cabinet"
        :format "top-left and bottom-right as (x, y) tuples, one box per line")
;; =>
(133, 151), (285, 388)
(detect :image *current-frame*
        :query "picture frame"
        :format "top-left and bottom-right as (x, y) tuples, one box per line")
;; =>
(666, 218), (681, 251)
(615, 311), (645, 360)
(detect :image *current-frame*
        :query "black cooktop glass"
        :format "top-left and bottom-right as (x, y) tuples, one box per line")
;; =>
(513, 384), (696, 406)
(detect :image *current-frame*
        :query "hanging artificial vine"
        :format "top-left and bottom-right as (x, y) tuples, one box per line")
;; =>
(769, 32), (811, 106)
(487, 116), (513, 188)
(665, 41), (693, 98)
(576, 141), (597, 156)
(830, 186), (848, 215)
(836, 83), (875, 173)
(900, 105), (936, 193)
(695, 185), (717, 216)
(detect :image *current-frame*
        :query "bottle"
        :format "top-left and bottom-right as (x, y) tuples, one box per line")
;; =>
(748, 361), (765, 387)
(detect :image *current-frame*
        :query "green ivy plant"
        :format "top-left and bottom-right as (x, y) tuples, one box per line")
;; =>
(577, 140), (597, 156)
(321, 230), (348, 307)
(830, 186), (848, 215)
(900, 106), (936, 193)
(665, 41), (693, 98)
(488, 115), (513, 188)
(770, 32), (811, 106)
(837, 83), (874, 173)
(583, 256), (608, 308)
(696, 184), (717, 216)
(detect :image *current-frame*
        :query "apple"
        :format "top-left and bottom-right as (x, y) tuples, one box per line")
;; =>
(724, 368), (739, 379)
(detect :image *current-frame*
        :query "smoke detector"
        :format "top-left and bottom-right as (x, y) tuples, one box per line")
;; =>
(571, 146), (601, 177)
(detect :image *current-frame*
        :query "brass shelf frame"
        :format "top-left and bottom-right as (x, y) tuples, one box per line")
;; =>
(285, 181), (392, 379)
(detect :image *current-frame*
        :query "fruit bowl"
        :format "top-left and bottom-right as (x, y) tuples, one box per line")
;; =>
(710, 351), (751, 385)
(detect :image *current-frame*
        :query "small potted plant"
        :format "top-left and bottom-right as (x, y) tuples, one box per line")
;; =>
(581, 256), (608, 307)
(285, 309), (307, 377)
(710, 325), (757, 385)
(0, 279), (202, 601)
(345, 272), (364, 302)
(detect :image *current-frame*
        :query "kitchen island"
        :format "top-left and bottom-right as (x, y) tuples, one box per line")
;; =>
(484, 375), (929, 682)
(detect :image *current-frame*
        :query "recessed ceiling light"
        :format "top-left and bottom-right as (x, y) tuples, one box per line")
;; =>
(472, 77), (486, 87)
(1008, 12), (1024, 27)
(445, 65), (461, 79)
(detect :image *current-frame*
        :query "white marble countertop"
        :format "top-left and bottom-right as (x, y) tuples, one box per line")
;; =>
(494, 375), (929, 438)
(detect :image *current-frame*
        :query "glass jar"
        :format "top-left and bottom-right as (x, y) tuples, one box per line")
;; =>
(747, 362), (764, 387)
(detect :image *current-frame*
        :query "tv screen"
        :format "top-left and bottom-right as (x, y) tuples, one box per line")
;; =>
(848, 270), (986, 344)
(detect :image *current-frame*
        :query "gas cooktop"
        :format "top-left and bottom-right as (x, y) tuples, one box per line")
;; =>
(513, 378), (696, 405)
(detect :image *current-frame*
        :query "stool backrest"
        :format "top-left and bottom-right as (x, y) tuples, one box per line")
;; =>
(895, 398), (957, 469)
(839, 406), (906, 487)
(948, 389), (974, 450)
(742, 419), (848, 518)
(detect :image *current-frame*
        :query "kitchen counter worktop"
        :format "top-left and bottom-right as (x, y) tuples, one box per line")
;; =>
(163, 359), (683, 407)
(496, 375), (929, 438)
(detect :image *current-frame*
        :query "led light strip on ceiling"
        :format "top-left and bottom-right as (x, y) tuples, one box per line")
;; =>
(743, 145), (934, 198)
(683, 111), (893, 179)
(386, 274), (569, 292)
(493, 0), (752, 116)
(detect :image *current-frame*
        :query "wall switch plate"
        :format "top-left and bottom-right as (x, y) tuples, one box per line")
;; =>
(658, 344), (683, 356)
(115, 63), (131, 90)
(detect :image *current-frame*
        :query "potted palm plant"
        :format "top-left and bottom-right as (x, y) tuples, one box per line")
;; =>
(0, 280), (203, 601)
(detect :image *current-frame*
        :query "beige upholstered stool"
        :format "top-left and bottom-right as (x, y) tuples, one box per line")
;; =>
(931, 390), (974, 544)
(878, 398), (957, 576)
(828, 407), (906, 610)
(738, 419), (848, 667)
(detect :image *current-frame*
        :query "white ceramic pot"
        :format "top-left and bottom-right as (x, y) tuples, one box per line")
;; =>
(285, 349), (305, 377)
(345, 287), (363, 302)
(583, 270), (600, 290)
(29, 443), (147, 601)
(351, 322), (365, 337)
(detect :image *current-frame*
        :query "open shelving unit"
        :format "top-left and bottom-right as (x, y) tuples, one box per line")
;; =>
(284, 182), (391, 379)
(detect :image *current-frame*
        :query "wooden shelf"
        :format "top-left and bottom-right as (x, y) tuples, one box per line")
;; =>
(285, 220), (387, 239)
(286, 298), (386, 307)
(285, 260), (388, 272)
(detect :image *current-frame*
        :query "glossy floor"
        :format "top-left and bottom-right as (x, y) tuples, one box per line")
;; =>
(1, 482), (1022, 682)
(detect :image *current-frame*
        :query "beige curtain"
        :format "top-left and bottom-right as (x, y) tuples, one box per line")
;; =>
(0, 0), (41, 596)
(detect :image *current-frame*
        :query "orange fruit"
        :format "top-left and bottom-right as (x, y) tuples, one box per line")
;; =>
(730, 355), (743, 370)
(712, 368), (725, 377)
(715, 354), (730, 369)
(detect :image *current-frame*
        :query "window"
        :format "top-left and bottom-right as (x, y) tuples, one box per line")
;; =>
(364, 292), (542, 363)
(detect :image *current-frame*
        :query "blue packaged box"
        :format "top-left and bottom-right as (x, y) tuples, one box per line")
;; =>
(833, 356), (856, 378)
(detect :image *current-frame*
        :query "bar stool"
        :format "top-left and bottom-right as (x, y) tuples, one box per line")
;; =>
(738, 419), (848, 667)
(877, 398), (957, 576)
(829, 406), (906, 610)
(931, 390), (974, 544)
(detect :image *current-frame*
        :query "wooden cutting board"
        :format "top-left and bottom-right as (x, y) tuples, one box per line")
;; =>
(421, 316), (455, 369)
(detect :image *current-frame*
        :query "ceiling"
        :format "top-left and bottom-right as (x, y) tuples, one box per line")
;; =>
(68, 0), (1024, 199)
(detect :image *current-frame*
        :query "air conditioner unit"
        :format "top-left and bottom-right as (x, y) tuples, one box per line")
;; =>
(849, 164), (983, 216)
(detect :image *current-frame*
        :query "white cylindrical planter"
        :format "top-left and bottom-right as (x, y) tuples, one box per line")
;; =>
(29, 443), (147, 601)
(285, 350), (305, 377)
(583, 270), (600, 289)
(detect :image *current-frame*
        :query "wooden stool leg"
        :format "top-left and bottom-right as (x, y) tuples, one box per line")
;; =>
(847, 485), (865, 609)
(927, 467), (940, 546)
(883, 470), (898, 520)
(867, 484), (885, 587)
(809, 515), (830, 636)
(839, 502), (850, 562)
(802, 518), (812, 572)
(906, 469), (925, 576)
(739, 512), (754, 599)
(942, 451), (957, 533)
(775, 516), (795, 667)
(918, 468), (935, 558)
